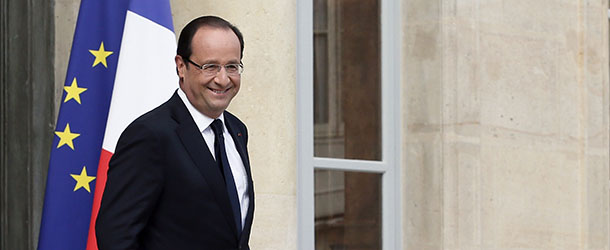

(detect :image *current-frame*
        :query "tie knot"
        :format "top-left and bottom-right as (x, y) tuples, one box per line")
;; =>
(210, 119), (224, 137)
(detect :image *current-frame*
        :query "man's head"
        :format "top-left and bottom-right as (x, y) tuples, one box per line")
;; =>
(175, 16), (244, 118)
(177, 16), (244, 61)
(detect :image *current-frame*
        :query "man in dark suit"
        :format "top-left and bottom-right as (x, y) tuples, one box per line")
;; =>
(96, 16), (254, 249)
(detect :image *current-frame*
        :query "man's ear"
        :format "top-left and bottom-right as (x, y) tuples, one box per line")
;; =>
(175, 55), (186, 79)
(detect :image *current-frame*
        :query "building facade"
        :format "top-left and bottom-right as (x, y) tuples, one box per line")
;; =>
(1, 0), (609, 249)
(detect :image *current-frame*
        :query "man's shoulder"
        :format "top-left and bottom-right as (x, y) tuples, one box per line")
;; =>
(124, 94), (181, 133)
(134, 100), (174, 125)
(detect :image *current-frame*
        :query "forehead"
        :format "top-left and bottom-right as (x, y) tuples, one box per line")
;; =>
(190, 27), (240, 61)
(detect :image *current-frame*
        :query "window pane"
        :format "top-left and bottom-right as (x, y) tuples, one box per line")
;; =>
(313, 0), (381, 161)
(313, 0), (328, 30)
(315, 169), (381, 250)
(314, 34), (329, 124)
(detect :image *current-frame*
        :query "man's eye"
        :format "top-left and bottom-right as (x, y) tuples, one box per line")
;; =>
(225, 65), (239, 72)
(203, 64), (220, 71)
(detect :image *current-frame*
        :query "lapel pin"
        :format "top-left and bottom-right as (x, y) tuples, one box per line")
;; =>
(237, 132), (242, 137)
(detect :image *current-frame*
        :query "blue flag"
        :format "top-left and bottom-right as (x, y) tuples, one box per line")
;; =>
(38, 0), (177, 249)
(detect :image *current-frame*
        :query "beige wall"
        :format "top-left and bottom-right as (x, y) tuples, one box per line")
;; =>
(404, 0), (610, 249)
(54, 1), (298, 249)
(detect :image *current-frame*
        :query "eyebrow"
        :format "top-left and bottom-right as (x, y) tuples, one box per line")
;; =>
(197, 59), (241, 65)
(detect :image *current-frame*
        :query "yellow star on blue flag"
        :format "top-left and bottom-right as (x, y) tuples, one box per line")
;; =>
(63, 78), (87, 104)
(70, 166), (96, 193)
(89, 41), (114, 68)
(54, 123), (80, 150)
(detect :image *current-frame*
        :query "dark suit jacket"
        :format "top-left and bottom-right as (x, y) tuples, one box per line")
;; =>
(96, 92), (254, 250)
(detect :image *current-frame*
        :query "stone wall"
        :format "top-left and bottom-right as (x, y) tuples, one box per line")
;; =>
(404, 0), (609, 249)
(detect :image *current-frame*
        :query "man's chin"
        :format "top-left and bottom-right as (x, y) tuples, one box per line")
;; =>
(206, 103), (231, 114)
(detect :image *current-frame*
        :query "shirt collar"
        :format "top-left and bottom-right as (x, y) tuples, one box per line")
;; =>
(177, 88), (225, 133)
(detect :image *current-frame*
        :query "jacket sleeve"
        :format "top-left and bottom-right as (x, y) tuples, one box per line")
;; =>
(96, 122), (164, 250)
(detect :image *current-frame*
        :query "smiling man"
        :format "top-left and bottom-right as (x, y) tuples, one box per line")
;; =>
(96, 16), (254, 250)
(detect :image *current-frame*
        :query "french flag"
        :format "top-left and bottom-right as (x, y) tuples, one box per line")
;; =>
(38, 0), (177, 249)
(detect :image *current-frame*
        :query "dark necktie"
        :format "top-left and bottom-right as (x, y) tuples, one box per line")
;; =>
(210, 119), (242, 236)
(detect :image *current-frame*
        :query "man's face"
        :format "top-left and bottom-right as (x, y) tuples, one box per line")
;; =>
(176, 27), (241, 118)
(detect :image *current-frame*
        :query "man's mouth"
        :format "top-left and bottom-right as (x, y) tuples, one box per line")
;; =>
(209, 87), (230, 94)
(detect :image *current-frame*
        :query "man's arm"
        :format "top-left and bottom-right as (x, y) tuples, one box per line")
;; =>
(96, 122), (164, 250)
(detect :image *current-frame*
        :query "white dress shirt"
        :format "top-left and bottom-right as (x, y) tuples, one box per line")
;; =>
(177, 88), (249, 229)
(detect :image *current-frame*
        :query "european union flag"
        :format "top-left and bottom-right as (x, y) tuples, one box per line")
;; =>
(38, 0), (176, 249)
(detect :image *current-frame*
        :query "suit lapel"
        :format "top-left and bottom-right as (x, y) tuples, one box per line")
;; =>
(224, 115), (251, 178)
(169, 93), (239, 238)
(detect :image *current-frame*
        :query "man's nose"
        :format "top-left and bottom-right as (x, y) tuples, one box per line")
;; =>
(214, 67), (230, 85)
